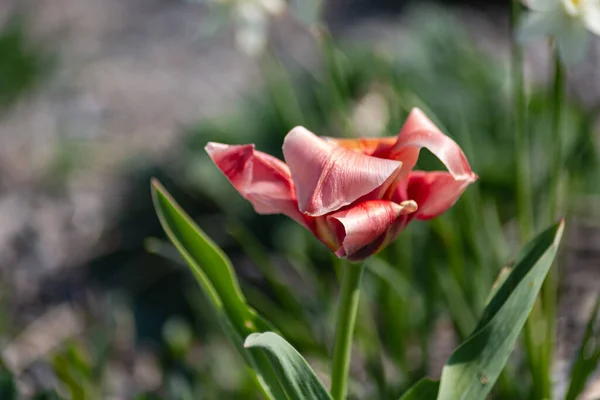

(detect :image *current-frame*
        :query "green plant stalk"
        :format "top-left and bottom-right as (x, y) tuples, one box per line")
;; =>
(539, 49), (565, 399)
(523, 302), (545, 399)
(510, 1), (546, 396)
(330, 261), (365, 400)
(511, 0), (533, 241)
(548, 50), (564, 224)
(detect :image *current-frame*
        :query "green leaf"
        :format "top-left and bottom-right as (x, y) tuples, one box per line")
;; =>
(399, 378), (439, 400)
(152, 179), (249, 326)
(485, 266), (512, 306)
(0, 364), (16, 400)
(564, 294), (600, 400)
(151, 179), (287, 399)
(437, 220), (565, 400)
(244, 332), (332, 400)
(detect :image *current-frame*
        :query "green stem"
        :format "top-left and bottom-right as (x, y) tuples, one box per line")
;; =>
(549, 50), (564, 221)
(510, 2), (546, 397)
(540, 47), (564, 400)
(511, 0), (533, 241)
(330, 261), (365, 400)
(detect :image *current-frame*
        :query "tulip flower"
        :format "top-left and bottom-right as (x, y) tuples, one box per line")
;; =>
(519, 0), (600, 64)
(206, 108), (477, 261)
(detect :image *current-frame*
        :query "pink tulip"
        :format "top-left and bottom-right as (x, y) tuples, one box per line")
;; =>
(206, 108), (478, 261)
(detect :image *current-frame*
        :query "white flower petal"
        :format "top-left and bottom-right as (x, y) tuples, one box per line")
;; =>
(518, 10), (563, 42)
(562, 0), (581, 16)
(527, 0), (562, 11)
(234, 3), (269, 56)
(236, 23), (268, 56)
(258, 0), (286, 15)
(556, 17), (590, 64)
(235, 2), (267, 23)
(582, 0), (600, 35)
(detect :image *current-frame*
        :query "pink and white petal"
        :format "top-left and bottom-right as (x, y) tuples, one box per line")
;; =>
(394, 108), (477, 183)
(325, 136), (419, 186)
(282, 126), (403, 216)
(205, 142), (305, 225)
(387, 145), (420, 180)
(405, 171), (473, 220)
(327, 200), (417, 259)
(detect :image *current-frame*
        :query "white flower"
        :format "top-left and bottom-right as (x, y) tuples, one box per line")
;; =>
(519, 0), (600, 64)
(234, 2), (269, 56)
(256, 0), (285, 15)
(233, 0), (286, 56)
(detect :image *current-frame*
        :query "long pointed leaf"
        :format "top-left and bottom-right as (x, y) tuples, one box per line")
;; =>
(151, 179), (287, 399)
(152, 179), (248, 326)
(245, 332), (332, 400)
(399, 378), (439, 400)
(437, 220), (565, 400)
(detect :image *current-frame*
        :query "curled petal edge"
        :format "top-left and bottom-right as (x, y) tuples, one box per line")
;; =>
(393, 108), (478, 183)
(405, 171), (476, 220)
(327, 200), (418, 260)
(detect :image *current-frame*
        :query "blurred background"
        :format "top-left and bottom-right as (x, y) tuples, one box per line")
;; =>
(0, 0), (599, 398)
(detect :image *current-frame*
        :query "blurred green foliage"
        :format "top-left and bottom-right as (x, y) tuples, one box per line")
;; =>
(564, 295), (600, 400)
(176, 8), (598, 399)
(1, 5), (598, 399)
(0, 361), (16, 399)
(0, 15), (51, 110)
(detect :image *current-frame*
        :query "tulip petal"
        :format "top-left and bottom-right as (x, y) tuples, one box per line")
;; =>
(404, 171), (473, 220)
(327, 200), (417, 260)
(205, 142), (305, 225)
(322, 137), (397, 157)
(394, 108), (477, 183)
(282, 126), (403, 216)
(324, 136), (419, 187)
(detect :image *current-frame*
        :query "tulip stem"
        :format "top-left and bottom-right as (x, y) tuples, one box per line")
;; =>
(330, 261), (365, 400)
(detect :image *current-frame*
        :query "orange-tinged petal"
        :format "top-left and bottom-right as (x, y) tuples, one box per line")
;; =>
(205, 142), (305, 225)
(323, 137), (397, 157)
(404, 171), (473, 220)
(282, 126), (403, 217)
(326, 200), (417, 260)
